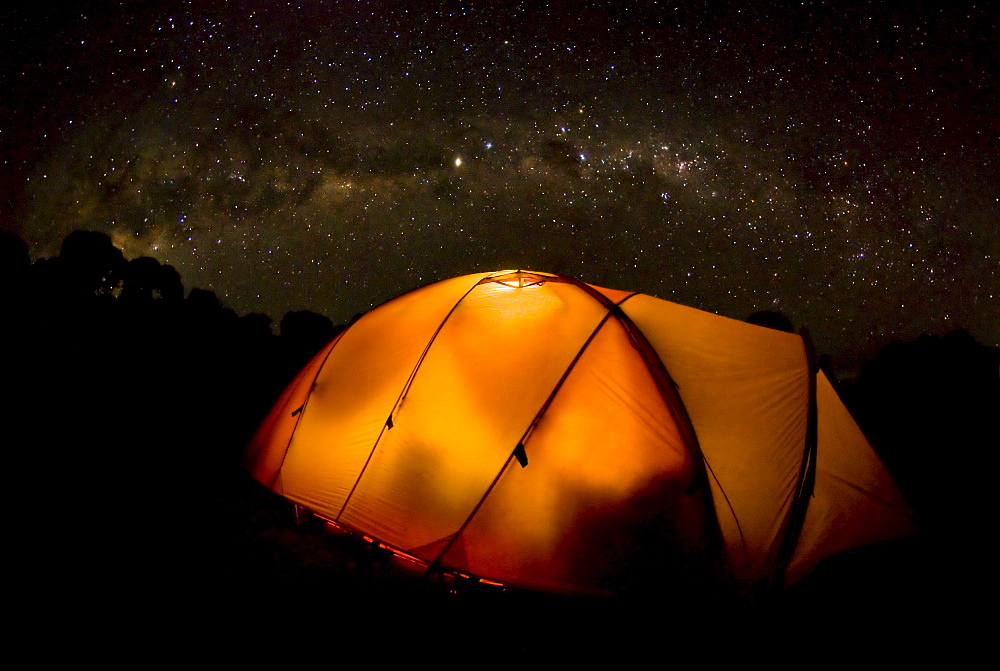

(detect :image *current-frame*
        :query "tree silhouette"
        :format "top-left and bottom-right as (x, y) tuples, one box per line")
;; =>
(58, 230), (126, 299)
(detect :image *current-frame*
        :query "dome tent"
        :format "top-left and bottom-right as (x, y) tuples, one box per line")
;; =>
(246, 270), (914, 596)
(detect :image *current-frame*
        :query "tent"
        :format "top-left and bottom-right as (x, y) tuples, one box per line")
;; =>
(246, 270), (914, 596)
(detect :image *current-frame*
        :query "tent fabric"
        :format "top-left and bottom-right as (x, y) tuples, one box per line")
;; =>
(786, 372), (917, 584)
(621, 295), (814, 583)
(246, 270), (914, 595)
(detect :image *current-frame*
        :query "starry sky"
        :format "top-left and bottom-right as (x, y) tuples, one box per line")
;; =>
(3, 1), (997, 374)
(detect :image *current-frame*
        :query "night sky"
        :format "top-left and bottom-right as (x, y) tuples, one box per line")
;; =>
(4, 1), (996, 374)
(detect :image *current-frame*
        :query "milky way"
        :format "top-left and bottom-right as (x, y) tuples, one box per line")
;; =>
(4, 1), (996, 373)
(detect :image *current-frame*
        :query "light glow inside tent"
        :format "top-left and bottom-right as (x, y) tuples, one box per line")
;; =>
(246, 270), (914, 595)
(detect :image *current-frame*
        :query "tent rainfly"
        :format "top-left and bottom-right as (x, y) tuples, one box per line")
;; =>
(246, 270), (914, 596)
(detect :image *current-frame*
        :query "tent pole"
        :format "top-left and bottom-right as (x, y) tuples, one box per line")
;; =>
(770, 327), (819, 594)
(335, 274), (488, 521)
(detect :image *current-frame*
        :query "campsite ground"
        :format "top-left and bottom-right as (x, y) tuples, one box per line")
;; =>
(112, 468), (959, 660)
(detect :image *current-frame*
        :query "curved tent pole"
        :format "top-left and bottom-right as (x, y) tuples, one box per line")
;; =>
(336, 273), (497, 521)
(426, 306), (619, 572)
(268, 273), (501, 495)
(426, 272), (724, 579)
(562, 275), (734, 583)
(266, 331), (346, 491)
(769, 326), (819, 592)
(560, 276), (708, 471)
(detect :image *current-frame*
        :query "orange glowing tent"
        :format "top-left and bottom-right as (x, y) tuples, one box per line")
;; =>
(246, 270), (914, 596)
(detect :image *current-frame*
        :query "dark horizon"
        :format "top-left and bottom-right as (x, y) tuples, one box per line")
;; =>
(2, 230), (996, 383)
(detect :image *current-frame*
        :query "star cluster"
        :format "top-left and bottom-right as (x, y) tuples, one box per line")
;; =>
(4, 1), (996, 373)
